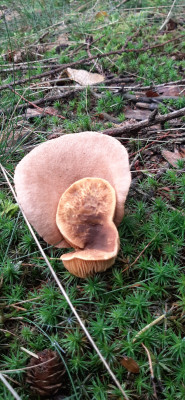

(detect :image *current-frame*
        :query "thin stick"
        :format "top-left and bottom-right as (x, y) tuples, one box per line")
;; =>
(159, 0), (177, 31)
(8, 86), (65, 119)
(130, 132), (171, 157)
(0, 164), (129, 400)
(142, 343), (154, 378)
(0, 373), (21, 400)
(133, 314), (166, 343)
(20, 347), (39, 359)
(0, 357), (57, 374)
(141, 343), (158, 399)
(129, 236), (156, 268)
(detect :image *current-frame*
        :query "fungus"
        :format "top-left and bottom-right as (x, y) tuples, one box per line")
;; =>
(56, 177), (119, 278)
(14, 131), (131, 277)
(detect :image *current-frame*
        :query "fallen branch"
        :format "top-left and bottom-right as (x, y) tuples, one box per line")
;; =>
(103, 107), (185, 136)
(0, 33), (184, 92)
(123, 93), (182, 103)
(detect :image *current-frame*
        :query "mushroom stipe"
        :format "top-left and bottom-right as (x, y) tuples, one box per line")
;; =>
(14, 131), (131, 278)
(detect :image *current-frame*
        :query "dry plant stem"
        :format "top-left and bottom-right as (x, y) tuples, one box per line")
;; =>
(122, 236), (156, 273)
(141, 343), (158, 399)
(159, 0), (177, 31)
(0, 33), (184, 92)
(103, 107), (185, 136)
(130, 132), (171, 157)
(133, 314), (166, 343)
(129, 236), (157, 268)
(86, 36), (103, 74)
(5, 89), (77, 115)
(20, 347), (39, 359)
(0, 373), (21, 400)
(0, 357), (58, 374)
(2, 375), (21, 388)
(116, 0), (130, 7)
(0, 164), (130, 400)
(8, 86), (65, 119)
(0, 65), (57, 73)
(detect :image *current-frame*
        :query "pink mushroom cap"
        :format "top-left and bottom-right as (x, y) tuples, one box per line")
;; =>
(14, 131), (131, 248)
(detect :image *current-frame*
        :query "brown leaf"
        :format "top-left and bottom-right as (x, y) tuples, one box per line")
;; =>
(162, 147), (185, 167)
(120, 356), (140, 374)
(145, 89), (159, 97)
(66, 68), (104, 86)
(26, 106), (60, 119)
(26, 108), (42, 118)
(166, 18), (177, 31)
(157, 85), (182, 97)
(95, 11), (109, 19)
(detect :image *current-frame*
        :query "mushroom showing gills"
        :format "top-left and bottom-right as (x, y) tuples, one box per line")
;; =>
(56, 177), (119, 278)
(14, 131), (131, 277)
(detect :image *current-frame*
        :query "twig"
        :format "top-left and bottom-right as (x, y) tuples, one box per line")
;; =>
(115, 0), (130, 8)
(0, 356), (58, 374)
(0, 373), (21, 400)
(10, 86), (64, 118)
(7, 86), (65, 119)
(0, 64), (57, 73)
(141, 343), (158, 399)
(103, 106), (185, 136)
(0, 164), (130, 400)
(86, 35), (103, 75)
(20, 347), (39, 359)
(129, 236), (157, 268)
(0, 33), (184, 92)
(159, 0), (177, 31)
(4, 89), (77, 115)
(130, 132), (171, 157)
(133, 314), (166, 343)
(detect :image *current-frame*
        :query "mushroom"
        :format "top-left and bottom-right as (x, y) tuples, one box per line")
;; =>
(14, 131), (131, 277)
(56, 177), (119, 278)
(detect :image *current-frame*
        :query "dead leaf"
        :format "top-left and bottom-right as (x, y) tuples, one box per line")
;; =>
(162, 147), (185, 167)
(95, 11), (109, 19)
(66, 68), (104, 86)
(26, 108), (42, 118)
(171, 52), (185, 61)
(25, 107), (60, 119)
(145, 89), (159, 97)
(157, 85), (182, 97)
(120, 356), (140, 374)
(166, 18), (177, 31)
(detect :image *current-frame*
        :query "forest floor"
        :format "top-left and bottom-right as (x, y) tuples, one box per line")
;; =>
(0, 1), (185, 399)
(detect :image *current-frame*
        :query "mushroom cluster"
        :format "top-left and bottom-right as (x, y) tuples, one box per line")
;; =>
(14, 131), (131, 278)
